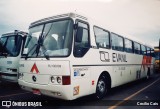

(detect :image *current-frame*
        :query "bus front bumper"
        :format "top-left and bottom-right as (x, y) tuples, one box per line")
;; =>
(0, 71), (18, 82)
(18, 80), (74, 100)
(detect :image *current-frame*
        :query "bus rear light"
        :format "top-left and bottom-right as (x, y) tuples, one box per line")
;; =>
(62, 76), (70, 85)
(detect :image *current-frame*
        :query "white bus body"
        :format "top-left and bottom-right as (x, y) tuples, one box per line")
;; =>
(18, 13), (155, 100)
(0, 30), (27, 82)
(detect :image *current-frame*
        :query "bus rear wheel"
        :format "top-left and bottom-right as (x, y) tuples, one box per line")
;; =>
(95, 75), (107, 99)
(147, 68), (151, 79)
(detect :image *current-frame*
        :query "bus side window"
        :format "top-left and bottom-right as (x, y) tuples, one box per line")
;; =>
(111, 33), (124, 51)
(151, 48), (155, 57)
(151, 49), (155, 57)
(74, 21), (90, 57)
(147, 47), (151, 56)
(124, 38), (133, 53)
(141, 45), (147, 55)
(93, 26), (110, 49)
(134, 42), (141, 55)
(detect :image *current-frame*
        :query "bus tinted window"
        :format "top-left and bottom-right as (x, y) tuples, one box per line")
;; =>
(124, 38), (133, 53)
(111, 33), (124, 51)
(147, 47), (151, 56)
(134, 42), (141, 54)
(74, 21), (90, 57)
(151, 48), (155, 57)
(141, 45), (146, 55)
(94, 26), (110, 49)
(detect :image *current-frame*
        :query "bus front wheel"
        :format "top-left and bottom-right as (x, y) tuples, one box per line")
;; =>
(95, 75), (107, 99)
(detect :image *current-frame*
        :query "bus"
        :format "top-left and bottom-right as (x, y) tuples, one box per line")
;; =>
(154, 46), (160, 72)
(0, 30), (27, 82)
(18, 13), (155, 100)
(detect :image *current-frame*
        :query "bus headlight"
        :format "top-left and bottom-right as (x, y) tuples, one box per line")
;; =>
(57, 76), (62, 84)
(18, 73), (24, 79)
(50, 76), (55, 83)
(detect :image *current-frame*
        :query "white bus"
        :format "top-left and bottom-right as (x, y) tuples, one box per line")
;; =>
(0, 30), (27, 82)
(18, 13), (155, 100)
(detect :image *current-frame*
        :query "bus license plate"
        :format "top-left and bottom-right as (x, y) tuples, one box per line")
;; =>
(33, 89), (41, 95)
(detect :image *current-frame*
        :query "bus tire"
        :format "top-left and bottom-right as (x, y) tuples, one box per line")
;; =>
(95, 75), (108, 99)
(146, 68), (150, 79)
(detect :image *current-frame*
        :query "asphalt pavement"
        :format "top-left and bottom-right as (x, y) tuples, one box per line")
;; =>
(0, 73), (160, 109)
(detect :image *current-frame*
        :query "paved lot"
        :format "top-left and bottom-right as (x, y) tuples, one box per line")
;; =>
(0, 73), (160, 109)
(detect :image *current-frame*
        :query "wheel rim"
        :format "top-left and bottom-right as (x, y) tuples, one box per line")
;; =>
(97, 79), (106, 93)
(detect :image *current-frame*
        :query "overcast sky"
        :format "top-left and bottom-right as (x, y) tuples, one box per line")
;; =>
(0, 0), (160, 47)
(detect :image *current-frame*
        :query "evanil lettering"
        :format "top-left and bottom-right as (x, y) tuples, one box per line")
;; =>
(112, 53), (127, 62)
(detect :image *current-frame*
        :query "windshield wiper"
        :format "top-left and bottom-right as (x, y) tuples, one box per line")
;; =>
(40, 44), (50, 60)
(33, 44), (50, 60)
(25, 39), (50, 60)
(35, 34), (50, 60)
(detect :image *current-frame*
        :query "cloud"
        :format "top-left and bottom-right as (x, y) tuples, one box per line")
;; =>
(0, 0), (160, 47)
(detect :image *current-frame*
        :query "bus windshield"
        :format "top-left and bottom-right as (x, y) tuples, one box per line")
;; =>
(23, 19), (73, 58)
(0, 35), (22, 56)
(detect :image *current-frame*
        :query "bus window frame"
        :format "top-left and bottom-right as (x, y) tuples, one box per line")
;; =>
(124, 38), (134, 53)
(133, 41), (141, 55)
(147, 47), (151, 56)
(73, 19), (91, 58)
(22, 18), (74, 58)
(111, 32), (124, 52)
(93, 26), (111, 49)
(151, 48), (155, 57)
(1, 35), (23, 57)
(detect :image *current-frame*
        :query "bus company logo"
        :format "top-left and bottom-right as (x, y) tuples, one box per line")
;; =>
(30, 63), (39, 74)
(2, 101), (11, 107)
(112, 53), (127, 62)
(99, 51), (110, 62)
(32, 75), (37, 82)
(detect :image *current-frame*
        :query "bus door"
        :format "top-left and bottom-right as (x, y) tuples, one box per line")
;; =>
(72, 20), (91, 96)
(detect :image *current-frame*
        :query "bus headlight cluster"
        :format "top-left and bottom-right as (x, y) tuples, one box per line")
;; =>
(57, 77), (62, 83)
(50, 76), (55, 83)
(50, 76), (62, 84)
(50, 76), (70, 85)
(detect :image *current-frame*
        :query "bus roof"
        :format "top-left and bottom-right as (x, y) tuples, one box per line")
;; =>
(2, 30), (28, 37)
(30, 12), (88, 28)
(29, 12), (153, 49)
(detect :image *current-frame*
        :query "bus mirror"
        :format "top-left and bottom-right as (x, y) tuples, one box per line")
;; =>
(76, 27), (83, 43)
